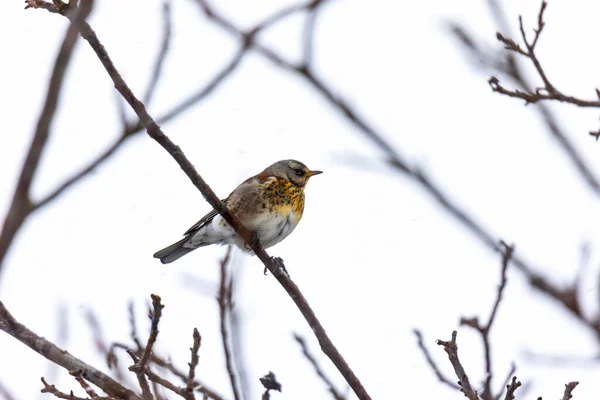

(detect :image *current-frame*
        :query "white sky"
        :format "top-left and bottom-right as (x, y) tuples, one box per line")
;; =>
(1, 0), (600, 399)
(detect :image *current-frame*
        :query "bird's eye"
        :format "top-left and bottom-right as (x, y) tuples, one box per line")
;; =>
(294, 168), (304, 176)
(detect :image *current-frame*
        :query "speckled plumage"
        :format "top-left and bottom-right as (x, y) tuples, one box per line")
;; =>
(153, 160), (322, 264)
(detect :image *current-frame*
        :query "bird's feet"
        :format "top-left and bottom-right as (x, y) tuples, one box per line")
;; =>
(264, 257), (289, 276)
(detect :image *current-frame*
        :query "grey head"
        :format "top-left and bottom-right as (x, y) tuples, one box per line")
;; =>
(262, 159), (323, 187)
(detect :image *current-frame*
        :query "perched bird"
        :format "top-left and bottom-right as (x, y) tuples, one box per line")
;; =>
(154, 159), (322, 264)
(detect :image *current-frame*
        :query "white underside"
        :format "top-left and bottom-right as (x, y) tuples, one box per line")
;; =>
(185, 211), (298, 250)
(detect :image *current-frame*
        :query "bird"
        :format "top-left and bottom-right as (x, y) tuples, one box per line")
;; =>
(153, 159), (322, 264)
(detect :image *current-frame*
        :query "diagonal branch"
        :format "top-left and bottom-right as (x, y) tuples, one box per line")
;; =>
(460, 242), (514, 400)
(436, 331), (479, 400)
(26, 2), (371, 399)
(294, 334), (346, 400)
(196, 0), (600, 347)
(0, 300), (140, 400)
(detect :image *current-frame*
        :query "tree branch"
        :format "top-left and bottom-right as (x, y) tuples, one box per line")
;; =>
(413, 329), (460, 391)
(294, 334), (346, 400)
(436, 331), (479, 400)
(460, 242), (514, 400)
(0, 0), (92, 278)
(0, 300), (140, 400)
(489, 1), (600, 138)
(25, 2), (371, 398)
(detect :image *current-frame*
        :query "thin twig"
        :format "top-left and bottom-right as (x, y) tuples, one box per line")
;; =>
(489, 1), (600, 138)
(294, 334), (345, 400)
(143, 1), (172, 107)
(40, 377), (87, 400)
(218, 248), (241, 400)
(503, 376), (521, 400)
(436, 331), (479, 400)
(185, 328), (202, 400)
(561, 382), (579, 400)
(130, 295), (164, 400)
(413, 329), (460, 391)
(460, 242), (514, 399)
(27, 13), (244, 221)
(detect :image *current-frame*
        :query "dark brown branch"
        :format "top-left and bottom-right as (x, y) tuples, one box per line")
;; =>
(0, 0), (91, 278)
(126, 351), (153, 399)
(489, 1), (600, 137)
(460, 242), (514, 400)
(436, 331), (479, 400)
(41, 377), (88, 400)
(30, 2), (371, 397)
(30, 2), (368, 398)
(413, 329), (460, 391)
(561, 382), (579, 400)
(0, 300), (140, 399)
(502, 376), (521, 400)
(30, 15), (244, 218)
(143, 1), (172, 107)
(218, 248), (241, 400)
(185, 0), (600, 353)
(130, 295), (164, 400)
(294, 334), (345, 400)
(452, 17), (600, 194)
(111, 325), (225, 399)
(182, 328), (201, 400)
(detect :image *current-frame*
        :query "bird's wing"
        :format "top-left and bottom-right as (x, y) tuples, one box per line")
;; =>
(183, 208), (220, 236)
(182, 175), (273, 236)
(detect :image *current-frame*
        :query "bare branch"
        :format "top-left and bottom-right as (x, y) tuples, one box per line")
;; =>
(40, 377), (88, 400)
(31, 1), (366, 398)
(413, 329), (460, 391)
(561, 382), (579, 400)
(143, 1), (172, 107)
(502, 376), (521, 400)
(185, 328), (202, 399)
(489, 1), (600, 138)
(218, 248), (242, 400)
(450, 5), (600, 195)
(25, 8), (244, 226)
(436, 331), (479, 400)
(294, 334), (345, 400)
(0, 289), (140, 399)
(0, 0), (92, 277)
(129, 294), (164, 400)
(460, 242), (514, 399)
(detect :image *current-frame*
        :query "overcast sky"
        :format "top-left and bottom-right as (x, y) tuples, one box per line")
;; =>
(1, 0), (600, 399)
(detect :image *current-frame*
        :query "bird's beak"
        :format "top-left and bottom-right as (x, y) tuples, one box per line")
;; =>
(306, 170), (323, 177)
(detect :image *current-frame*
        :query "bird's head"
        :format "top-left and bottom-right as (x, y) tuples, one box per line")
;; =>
(263, 159), (322, 187)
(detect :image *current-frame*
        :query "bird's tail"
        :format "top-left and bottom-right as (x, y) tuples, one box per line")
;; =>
(153, 237), (197, 264)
